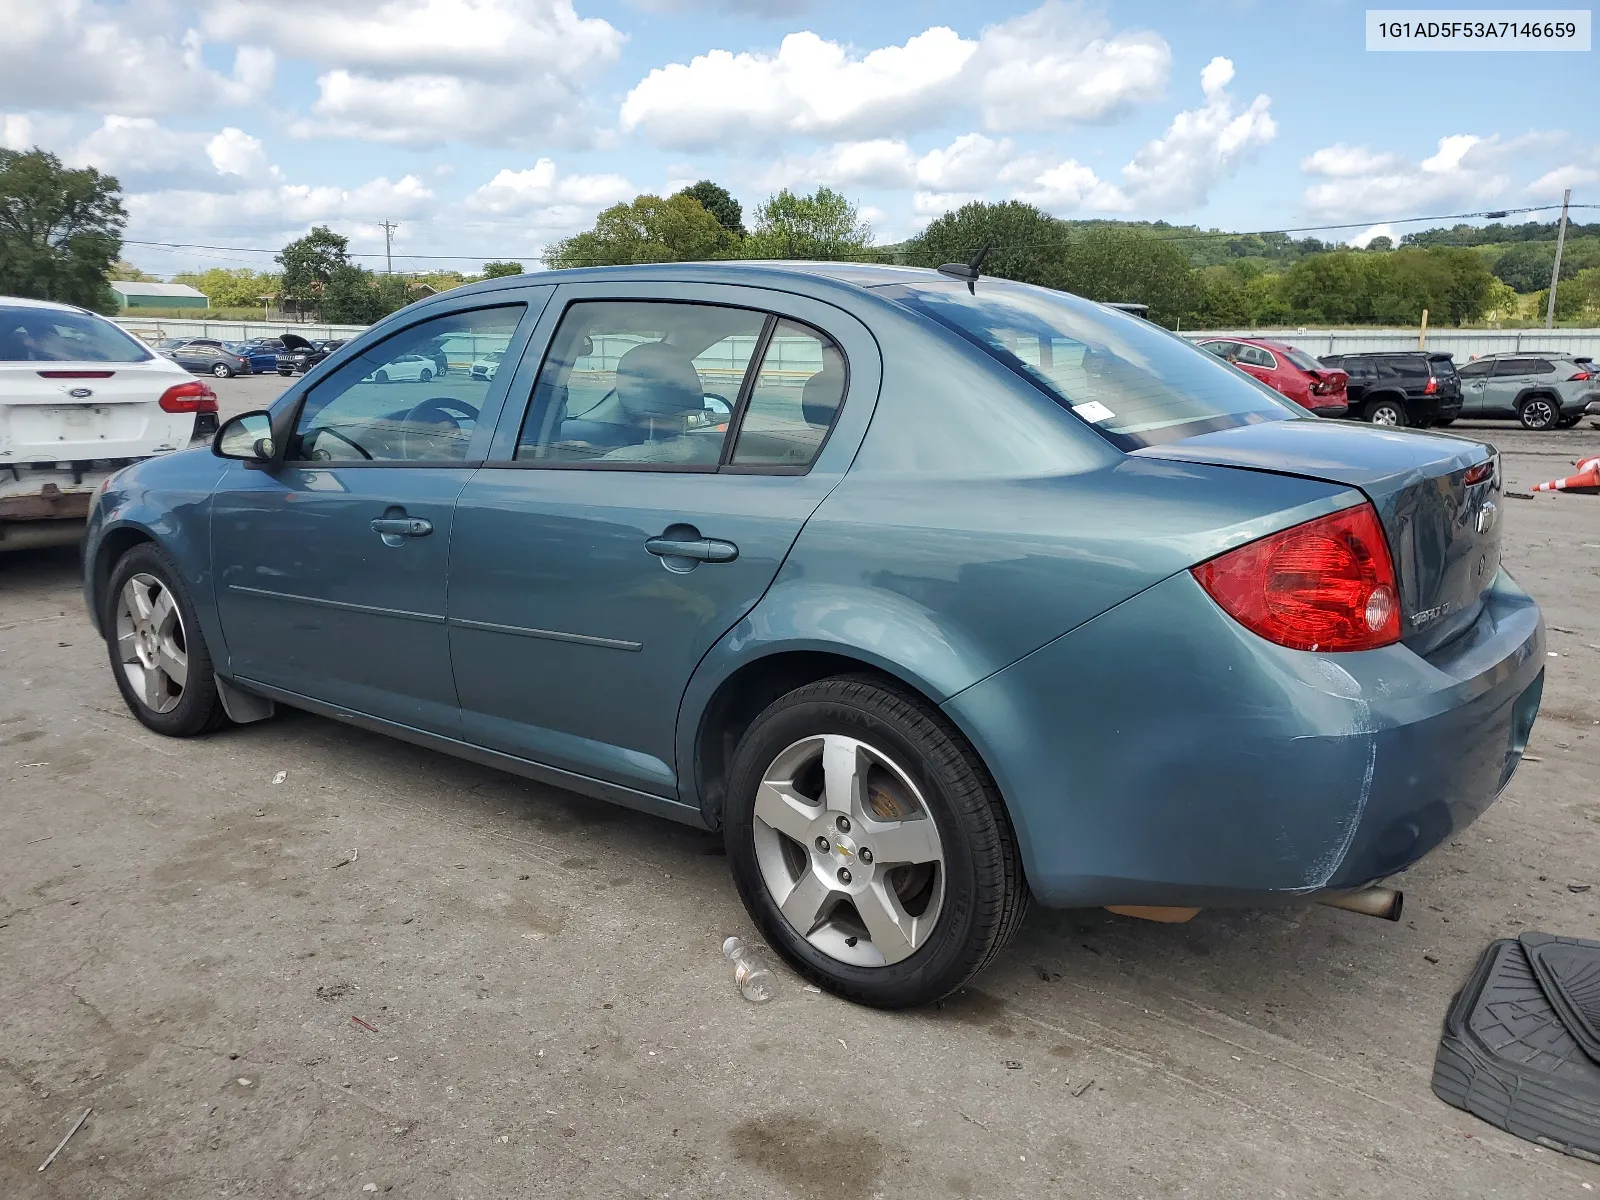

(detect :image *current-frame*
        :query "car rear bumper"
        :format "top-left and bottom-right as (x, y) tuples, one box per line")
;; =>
(1309, 400), (1349, 419)
(943, 567), (1544, 909)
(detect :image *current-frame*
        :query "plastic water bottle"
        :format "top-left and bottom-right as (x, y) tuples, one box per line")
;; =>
(722, 936), (774, 1002)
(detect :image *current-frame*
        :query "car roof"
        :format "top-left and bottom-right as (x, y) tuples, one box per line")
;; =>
(1473, 350), (1576, 359)
(0, 295), (97, 315)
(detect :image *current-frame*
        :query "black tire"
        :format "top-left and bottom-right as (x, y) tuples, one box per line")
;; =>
(104, 543), (229, 737)
(211, 363), (233, 378)
(1365, 398), (1406, 427)
(420, 368), (433, 383)
(724, 675), (1028, 1008)
(374, 369), (389, 385)
(1519, 395), (1559, 431)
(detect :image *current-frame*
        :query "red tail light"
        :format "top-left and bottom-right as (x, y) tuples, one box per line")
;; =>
(1571, 371), (1593, 381)
(158, 380), (218, 413)
(1192, 504), (1401, 652)
(1424, 375), (1438, 395)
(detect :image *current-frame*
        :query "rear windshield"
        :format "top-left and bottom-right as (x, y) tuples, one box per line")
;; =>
(882, 280), (1297, 449)
(1280, 346), (1324, 372)
(0, 306), (152, 363)
(1429, 355), (1458, 377)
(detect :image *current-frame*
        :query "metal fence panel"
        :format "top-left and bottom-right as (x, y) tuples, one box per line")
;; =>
(110, 317), (369, 343)
(1183, 328), (1600, 359)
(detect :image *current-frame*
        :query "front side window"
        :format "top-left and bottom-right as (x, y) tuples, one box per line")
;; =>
(885, 280), (1295, 450)
(0, 305), (153, 363)
(1199, 340), (1240, 361)
(516, 301), (766, 467)
(1457, 360), (1493, 378)
(288, 305), (523, 463)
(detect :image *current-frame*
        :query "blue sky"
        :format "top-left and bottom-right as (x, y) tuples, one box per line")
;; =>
(1, 1), (1592, 276)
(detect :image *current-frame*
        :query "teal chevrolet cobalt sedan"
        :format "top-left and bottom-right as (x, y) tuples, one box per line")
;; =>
(82, 263), (1543, 1007)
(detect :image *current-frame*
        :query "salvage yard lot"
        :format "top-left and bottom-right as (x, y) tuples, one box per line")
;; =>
(2, 414), (1599, 1199)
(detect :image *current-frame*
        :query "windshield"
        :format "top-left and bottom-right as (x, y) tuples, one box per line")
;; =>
(0, 306), (155, 363)
(1280, 346), (1324, 372)
(883, 280), (1297, 449)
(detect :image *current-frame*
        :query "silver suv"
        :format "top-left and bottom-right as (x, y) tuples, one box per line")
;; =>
(1456, 353), (1599, 430)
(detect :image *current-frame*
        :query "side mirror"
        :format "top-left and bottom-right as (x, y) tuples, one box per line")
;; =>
(214, 410), (276, 462)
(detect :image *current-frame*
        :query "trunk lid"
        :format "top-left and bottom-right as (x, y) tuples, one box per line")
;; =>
(1137, 419), (1501, 654)
(0, 360), (193, 463)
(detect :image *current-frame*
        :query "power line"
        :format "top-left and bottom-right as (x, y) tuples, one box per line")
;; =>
(119, 201), (1596, 265)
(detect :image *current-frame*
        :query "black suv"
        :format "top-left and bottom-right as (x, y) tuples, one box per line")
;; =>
(276, 335), (346, 376)
(1317, 351), (1462, 427)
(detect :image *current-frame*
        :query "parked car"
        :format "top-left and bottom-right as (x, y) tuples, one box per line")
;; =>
(276, 335), (345, 376)
(1196, 337), (1350, 417)
(469, 350), (504, 381)
(158, 338), (252, 379)
(1455, 353), (1600, 430)
(224, 341), (280, 374)
(2, 296), (215, 550)
(81, 264), (1543, 1008)
(1318, 351), (1462, 427)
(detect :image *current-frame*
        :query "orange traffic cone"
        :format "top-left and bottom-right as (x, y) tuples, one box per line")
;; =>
(1532, 454), (1600, 495)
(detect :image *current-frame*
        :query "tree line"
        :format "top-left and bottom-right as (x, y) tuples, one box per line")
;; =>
(2, 145), (1595, 328)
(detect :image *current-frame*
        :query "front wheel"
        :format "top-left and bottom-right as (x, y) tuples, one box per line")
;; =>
(419, 368), (433, 383)
(211, 363), (233, 378)
(725, 676), (1028, 1008)
(105, 543), (229, 737)
(1519, 397), (1558, 431)
(1366, 399), (1406, 427)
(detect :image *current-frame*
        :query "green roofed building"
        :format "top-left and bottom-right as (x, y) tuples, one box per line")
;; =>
(109, 282), (209, 311)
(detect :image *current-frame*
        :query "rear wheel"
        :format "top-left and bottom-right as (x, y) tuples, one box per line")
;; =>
(1519, 396), (1558, 430)
(420, 368), (434, 383)
(374, 369), (389, 384)
(105, 544), (228, 737)
(1366, 398), (1406, 427)
(211, 362), (233, 378)
(725, 676), (1028, 1008)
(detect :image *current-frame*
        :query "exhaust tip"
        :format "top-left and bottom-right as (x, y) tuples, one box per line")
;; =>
(1316, 886), (1404, 922)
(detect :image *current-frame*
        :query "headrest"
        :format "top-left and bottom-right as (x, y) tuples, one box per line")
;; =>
(615, 341), (704, 418)
(801, 351), (846, 427)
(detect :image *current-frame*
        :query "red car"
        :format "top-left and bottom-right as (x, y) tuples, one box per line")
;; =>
(1196, 337), (1349, 417)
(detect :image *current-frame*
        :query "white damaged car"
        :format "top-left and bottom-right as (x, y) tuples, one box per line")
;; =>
(1, 297), (217, 550)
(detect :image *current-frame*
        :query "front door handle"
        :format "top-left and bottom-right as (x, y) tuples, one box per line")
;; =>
(645, 535), (738, 563)
(371, 517), (433, 537)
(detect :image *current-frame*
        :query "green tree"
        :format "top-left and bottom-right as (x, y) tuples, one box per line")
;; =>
(543, 194), (736, 268)
(172, 267), (278, 308)
(1050, 227), (1198, 328)
(674, 181), (744, 236)
(0, 147), (126, 312)
(277, 226), (351, 305)
(901, 201), (1066, 287)
(1492, 241), (1566, 292)
(744, 187), (876, 260)
(109, 259), (153, 281)
(482, 261), (523, 278)
(1365, 235), (1394, 252)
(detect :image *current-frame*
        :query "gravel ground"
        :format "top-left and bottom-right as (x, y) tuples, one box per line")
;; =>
(2, 415), (1599, 1199)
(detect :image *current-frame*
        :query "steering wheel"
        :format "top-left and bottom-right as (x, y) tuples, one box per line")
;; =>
(307, 427), (374, 461)
(400, 396), (480, 460)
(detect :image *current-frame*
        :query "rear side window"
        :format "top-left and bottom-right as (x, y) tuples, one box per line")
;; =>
(1280, 346), (1323, 372)
(1530, 359), (1557, 374)
(730, 320), (846, 467)
(0, 306), (152, 363)
(1236, 344), (1277, 369)
(886, 281), (1294, 449)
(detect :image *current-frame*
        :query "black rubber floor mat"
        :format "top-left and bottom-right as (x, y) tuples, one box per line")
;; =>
(1432, 938), (1600, 1161)
(1521, 932), (1600, 1066)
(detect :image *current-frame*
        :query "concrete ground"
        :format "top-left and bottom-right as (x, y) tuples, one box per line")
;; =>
(3, 397), (1600, 1198)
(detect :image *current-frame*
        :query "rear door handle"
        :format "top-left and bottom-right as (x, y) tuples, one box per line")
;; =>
(644, 536), (738, 563)
(371, 517), (433, 537)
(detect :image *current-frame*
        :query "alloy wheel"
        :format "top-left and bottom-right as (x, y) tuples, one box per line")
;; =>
(1369, 405), (1401, 426)
(751, 733), (946, 968)
(114, 573), (189, 714)
(1521, 399), (1556, 430)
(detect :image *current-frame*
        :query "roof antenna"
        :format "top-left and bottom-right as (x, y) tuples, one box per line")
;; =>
(937, 242), (993, 294)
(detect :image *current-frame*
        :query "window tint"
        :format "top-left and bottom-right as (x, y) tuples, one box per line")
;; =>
(1494, 358), (1540, 376)
(288, 306), (522, 464)
(730, 320), (846, 467)
(1342, 356), (1372, 374)
(1199, 340), (1239, 360)
(1530, 359), (1557, 374)
(887, 281), (1294, 449)
(516, 301), (765, 467)
(1457, 360), (1492, 378)
(1279, 346), (1323, 372)
(0, 305), (153, 363)
(1237, 344), (1277, 369)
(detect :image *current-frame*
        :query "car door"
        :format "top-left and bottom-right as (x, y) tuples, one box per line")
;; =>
(1457, 359), (1494, 415)
(446, 283), (878, 798)
(210, 301), (537, 733)
(1485, 358), (1535, 416)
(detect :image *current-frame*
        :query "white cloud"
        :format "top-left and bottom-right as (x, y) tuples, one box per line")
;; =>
(629, 0), (810, 12)
(465, 159), (635, 213)
(0, 2), (274, 115)
(2, 113), (35, 151)
(69, 116), (205, 178)
(620, 2), (1170, 149)
(1526, 163), (1599, 197)
(759, 133), (1022, 194)
(206, 0), (622, 145)
(1015, 56), (1274, 215)
(1347, 223), (1396, 248)
(125, 174), (437, 248)
(207, 128), (276, 181)
(1299, 133), (1537, 221)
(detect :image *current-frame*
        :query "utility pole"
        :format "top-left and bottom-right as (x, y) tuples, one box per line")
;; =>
(377, 220), (396, 276)
(1544, 188), (1571, 329)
